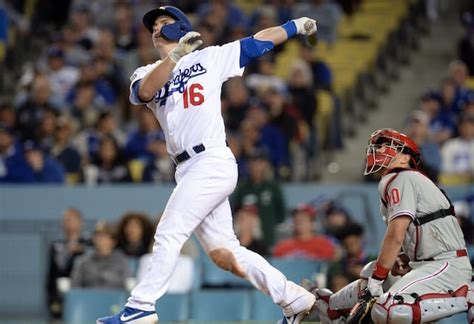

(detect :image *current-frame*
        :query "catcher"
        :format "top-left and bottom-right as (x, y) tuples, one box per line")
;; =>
(312, 128), (473, 323)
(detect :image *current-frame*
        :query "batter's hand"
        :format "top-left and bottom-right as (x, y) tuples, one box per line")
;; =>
(169, 31), (203, 63)
(293, 17), (317, 36)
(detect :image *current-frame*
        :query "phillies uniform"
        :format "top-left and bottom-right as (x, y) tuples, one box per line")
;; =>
(126, 41), (314, 315)
(312, 128), (473, 324)
(377, 169), (471, 302)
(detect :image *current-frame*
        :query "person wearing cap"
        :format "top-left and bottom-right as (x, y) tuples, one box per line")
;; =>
(440, 111), (474, 183)
(234, 203), (269, 256)
(44, 45), (80, 108)
(273, 204), (336, 261)
(71, 221), (130, 289)
(23, 140), (65, 183)
(405, 110), (441, 182)
(0, 123), (35, 182)
(98, 4), (319, 324)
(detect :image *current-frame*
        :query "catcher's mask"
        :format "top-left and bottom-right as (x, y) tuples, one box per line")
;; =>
(143, 6), (192, 41)
(364, 128), (420, 175)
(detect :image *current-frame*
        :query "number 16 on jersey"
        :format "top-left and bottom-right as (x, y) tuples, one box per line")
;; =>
(183, 83), (204, 109)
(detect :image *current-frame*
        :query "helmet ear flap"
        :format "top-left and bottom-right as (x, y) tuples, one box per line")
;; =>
(160, 21), (189, 41)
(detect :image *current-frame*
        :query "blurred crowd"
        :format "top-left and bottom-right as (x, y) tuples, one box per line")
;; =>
(393, 4), (474, 186)
(0, 0), (362, 185)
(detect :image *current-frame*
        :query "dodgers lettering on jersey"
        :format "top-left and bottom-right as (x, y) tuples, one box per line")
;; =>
(378, 170), (466, 261)
(129, 41), (244, 156)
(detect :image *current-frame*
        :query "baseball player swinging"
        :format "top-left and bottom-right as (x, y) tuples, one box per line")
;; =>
(97, 5), (318, 324)
(311, 128), (474, 323)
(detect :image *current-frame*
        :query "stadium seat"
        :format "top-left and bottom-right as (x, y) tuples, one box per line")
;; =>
(63, 288), (127, 324)
(250, 289), (282, 321)
(155, 293), (190, 322)
(270, 257), (323, 284)
(200, 254), (252, 288)
(190, 289), (251, 321)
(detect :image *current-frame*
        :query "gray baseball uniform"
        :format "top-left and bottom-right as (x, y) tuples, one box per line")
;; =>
(378, 169), (471, 300)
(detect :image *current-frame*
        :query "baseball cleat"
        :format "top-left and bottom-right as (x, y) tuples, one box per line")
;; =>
(96, 306), (158, 323)
(277, 303), (315, 324)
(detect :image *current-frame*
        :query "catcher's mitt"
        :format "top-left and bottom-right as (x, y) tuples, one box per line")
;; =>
(346, 289), (376, 324)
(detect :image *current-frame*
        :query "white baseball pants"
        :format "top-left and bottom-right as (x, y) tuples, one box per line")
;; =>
(126, 146), (314, 316)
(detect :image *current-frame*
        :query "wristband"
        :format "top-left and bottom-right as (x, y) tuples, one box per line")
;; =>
(281, 20), (297, 38)
(372, 262), (390, 280)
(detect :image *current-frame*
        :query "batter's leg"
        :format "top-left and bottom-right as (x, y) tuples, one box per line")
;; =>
(126, 157), (238, 311)
(195, 198), (315, 317)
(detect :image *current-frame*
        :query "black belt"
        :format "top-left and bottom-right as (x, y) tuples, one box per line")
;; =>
(419, 249), (468, 262)
(172, 141), (229, 165)
(173, 144), (206, 164)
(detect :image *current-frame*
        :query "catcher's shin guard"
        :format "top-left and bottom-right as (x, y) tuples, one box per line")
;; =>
(371, 285), (469, 324)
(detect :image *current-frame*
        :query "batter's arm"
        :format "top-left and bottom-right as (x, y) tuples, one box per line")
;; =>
(254, 17), (316, 46)
(238, 18), (316, 67)
(376, 216), (412, 271)
(138, 58), (176, 102)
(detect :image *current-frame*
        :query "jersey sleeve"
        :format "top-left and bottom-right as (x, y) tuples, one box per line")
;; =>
(384, 173), (417, 222)
(205, 41), (245, 81)
(129, 62), (159, 105)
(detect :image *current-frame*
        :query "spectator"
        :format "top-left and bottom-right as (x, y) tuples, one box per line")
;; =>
(116, 212), (155, 258)
(82, 135), (130, 184)
(0, 102), (17, 130)
(113, 2), (138, 54)
(16, 74), (58, 141)
(245, 56), (286, 98)
(299, 41), (333, 92)
(50, 116), (81, 176)
(440, 111), (474, 181)
(323, 202), (352, 241)
(448, 60), (472, 114)
(35, 108), (58, 153)
(142, 138), (175, 183)
(231, 149), (286, 246)
(328, 223), (375, 285)
(438, 77), (465, 116)
(405, 110), (442, 182)
(246, 105), (289, 175)
(222, 77), (251, 133)
(273, 204), (336, 261)
(419, 91), (455, 145)
(234, 204), (269, 256)
(73, 111), (125, 162)
(23, 140), (65, 183)
(0, 124), (34, 182)
(42, 46), (80, 108)
(46, 207), (90, 319)
(453, 200), (473, 244)
(71, 221), (130, 289)
(69, 81), (101, 129)
(287, 59), (317, 129)
(125, 108), (164, 162)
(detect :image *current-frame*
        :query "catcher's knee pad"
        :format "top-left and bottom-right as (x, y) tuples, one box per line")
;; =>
(371, 285), (469, 324)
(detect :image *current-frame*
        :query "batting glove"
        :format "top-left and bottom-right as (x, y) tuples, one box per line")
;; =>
(293, 17), (317, 36)
(367, 277), (384, 297)
(169, 31), (203, 63)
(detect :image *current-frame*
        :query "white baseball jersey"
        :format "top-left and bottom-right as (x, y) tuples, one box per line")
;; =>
(129, 41), (244, 157)
(378, 169), (466, 261)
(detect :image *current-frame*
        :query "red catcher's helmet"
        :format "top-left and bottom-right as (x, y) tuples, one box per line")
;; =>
(364, 128), (420, 175)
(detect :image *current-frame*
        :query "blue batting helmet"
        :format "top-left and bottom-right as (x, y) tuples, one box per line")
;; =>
(142, 6), (192, 41)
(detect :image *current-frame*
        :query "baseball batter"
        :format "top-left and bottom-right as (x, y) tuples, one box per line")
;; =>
(97, 5), (318, 324)
(313, 128), (473, 323)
